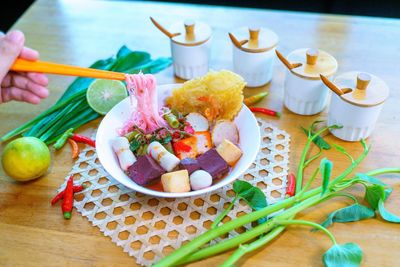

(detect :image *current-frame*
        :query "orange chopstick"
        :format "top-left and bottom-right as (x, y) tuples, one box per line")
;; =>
(11, 58), (126, 81)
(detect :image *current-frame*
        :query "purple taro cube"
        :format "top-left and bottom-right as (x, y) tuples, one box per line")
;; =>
(127, 155), (165, 186)
(179, 158), (201, 175)
(197, 148), (229, 179)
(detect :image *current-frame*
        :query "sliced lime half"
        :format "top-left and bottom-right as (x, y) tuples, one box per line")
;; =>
(87, 79), (128, 115)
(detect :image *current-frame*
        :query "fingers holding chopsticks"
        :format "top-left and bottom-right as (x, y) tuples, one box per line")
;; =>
(0, 30), (49, 104)
(1, 73), (49, 98)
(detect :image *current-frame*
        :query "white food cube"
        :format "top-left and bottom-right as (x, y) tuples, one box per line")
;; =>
(190, 170), (212, 191)
(216, 139), (243, 166)
(161, 170), (190, 193)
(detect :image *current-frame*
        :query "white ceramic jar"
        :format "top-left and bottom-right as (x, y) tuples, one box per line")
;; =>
(230, 27), (278, 87)
(325, 72), (389, 141)
(168, 20), (212, 80)
(278, 48), (338, 115)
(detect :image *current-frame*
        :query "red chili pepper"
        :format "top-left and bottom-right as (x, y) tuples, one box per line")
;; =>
(286, 173), (296, 197)
(62, 176), (74, 219)
(250, 107), (281, 118)
(71, 134), (96, 147)
(173, 141), (192, 152)
(172, 131), (181, 140)
(51, 185), (85, 205)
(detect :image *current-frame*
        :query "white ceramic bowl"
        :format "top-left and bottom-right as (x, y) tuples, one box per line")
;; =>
(96, 84), (260, 198)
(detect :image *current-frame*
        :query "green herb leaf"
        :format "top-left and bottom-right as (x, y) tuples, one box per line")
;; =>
(317, 204), (375, 229)
(233, 180), (267, 210)
(301, 127), (331, 150)
(320, 158), (333, 195)
(364, 184), (386, 210)
(356, 173), (387, 187)
(323, 243), (363, 267)
(129, 139), (141, 152)
(233, 180), (268, 224)
(378, 199), (400, 223)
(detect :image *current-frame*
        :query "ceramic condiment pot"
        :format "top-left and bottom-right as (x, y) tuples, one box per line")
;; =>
(150, 17), (212, 80)
(321, 71), (389, 141)
(276, 48), (338, 115)
(229, 27), (279, 87)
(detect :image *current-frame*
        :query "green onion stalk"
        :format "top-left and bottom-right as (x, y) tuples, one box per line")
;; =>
(154, 125), (400, 267)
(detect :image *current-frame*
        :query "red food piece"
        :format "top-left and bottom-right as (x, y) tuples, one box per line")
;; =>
(184, 123), (195, 134)
(173, 137), (198, 159)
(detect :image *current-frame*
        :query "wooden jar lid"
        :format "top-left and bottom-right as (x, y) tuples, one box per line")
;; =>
(287, 48), (338, 79)
(334, 71), (389, 107)
(230, 26), (278, 53)
(169, 20), (212, 46)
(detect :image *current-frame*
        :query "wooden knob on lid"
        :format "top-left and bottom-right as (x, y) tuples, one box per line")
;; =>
(184, 19), (195, 41)
(356, 73), (371, 90)
(306, 48), (319, 65)
(249, 27), (260, 41)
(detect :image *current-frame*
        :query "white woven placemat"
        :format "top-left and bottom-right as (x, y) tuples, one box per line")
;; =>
(60, 118), (290, 266)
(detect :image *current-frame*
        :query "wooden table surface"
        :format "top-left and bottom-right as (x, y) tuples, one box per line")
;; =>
(1, 0), (399, 266)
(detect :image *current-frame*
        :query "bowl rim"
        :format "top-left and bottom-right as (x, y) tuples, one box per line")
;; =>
(96, 83), (261, 198)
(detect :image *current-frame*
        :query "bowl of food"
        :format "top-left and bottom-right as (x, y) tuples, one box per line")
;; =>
(96, 70), (260, 197)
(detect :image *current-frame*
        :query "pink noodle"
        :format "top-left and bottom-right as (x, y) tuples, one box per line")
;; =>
(118, 73), (167, 135)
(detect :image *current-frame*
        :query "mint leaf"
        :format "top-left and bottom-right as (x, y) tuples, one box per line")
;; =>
(320, 158), (333, 196)
(378, 199), (400, 223)
(356, 173), (387, 186)
(323, 243), (362, 267)
(364, 184), (386, 210)
(318, 204), (375, 229)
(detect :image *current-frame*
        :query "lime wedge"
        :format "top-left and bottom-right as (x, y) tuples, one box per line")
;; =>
(87, 79), (128, 115)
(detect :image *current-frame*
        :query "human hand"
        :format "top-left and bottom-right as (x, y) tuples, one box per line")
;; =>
(0, 30), (49, 104)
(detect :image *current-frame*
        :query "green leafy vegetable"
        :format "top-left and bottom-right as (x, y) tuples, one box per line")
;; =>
(364, 184), (386, 210)
(317, 204), (375, 229)
(321, 158), (333, 196)
(211, 180), (267, 228)
(129, 139), (141, 153)
(233, 180), (267, 210)
(378, 199), (400, 223)
(153, 124), (400, 267)
(356, 173), (387, 186)
(323, 243), (363, 267)
(301, 126), (331, 150)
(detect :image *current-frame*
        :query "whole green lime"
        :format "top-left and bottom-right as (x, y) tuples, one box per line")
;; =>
(2, 137), (51, 181)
